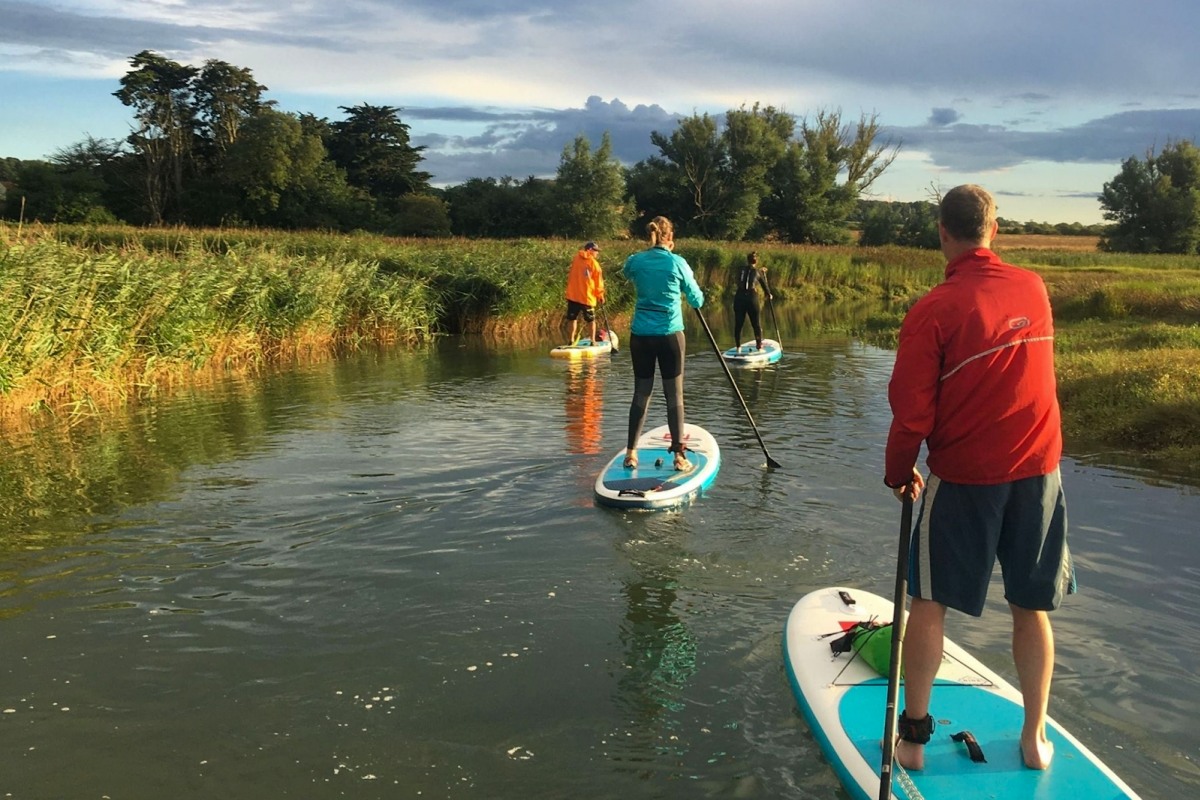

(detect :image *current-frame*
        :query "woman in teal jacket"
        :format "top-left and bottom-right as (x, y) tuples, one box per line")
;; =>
(622, 216), (705, 471)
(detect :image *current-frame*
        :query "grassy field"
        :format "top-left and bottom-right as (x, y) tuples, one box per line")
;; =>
(994, 233), (1102, 251)
(2, 224), (1198, 476)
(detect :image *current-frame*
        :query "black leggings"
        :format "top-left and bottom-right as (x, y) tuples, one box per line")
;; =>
(627, 331), (686, 452)
(733, 293), (763, 344)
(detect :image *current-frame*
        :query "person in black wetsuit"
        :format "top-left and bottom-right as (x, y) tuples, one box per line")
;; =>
(731, 251), (772, 351)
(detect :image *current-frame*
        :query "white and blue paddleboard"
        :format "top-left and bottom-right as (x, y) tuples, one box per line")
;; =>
(550, 330), (618, 359)
(783, 587), (1141, 800)
(721, 338), (782, 367)
(593, 423), (720, 510)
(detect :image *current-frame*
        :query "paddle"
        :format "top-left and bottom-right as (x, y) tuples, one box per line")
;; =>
(599, 303), (618, 353)
(878, 493), (915, 800)
(763, 276), (782, 344)
(692, 307), (782, 469)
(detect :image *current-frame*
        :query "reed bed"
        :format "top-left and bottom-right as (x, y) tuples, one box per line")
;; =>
(4, 223), (1200, 474)
(0, 229), (436, 418)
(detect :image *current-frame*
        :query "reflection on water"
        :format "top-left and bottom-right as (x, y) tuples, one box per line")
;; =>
(564, 360), (605, 456)
(0, 306), (1196, 799)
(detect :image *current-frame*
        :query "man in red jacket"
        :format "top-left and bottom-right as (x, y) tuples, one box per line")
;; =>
(884, 184), (1074, 772)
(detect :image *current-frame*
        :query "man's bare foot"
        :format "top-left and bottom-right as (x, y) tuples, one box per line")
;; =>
(1021, 734), (1054, 770)
(894, 739), (925, 771)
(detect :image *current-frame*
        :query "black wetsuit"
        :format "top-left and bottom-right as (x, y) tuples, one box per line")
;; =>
(733, 264), (770, 347)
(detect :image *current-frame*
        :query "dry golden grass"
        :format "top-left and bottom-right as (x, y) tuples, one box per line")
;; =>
(993, 233), (1101, 251)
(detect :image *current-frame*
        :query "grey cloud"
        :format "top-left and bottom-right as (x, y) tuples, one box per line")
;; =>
(416, 101), (1200, 185)
(0, 1), (361, 61)
(890, 108), (1200, 171)
(413, 99), (1200, 187)
(412, 96), (680, 184)
(928, 108), (961, 126)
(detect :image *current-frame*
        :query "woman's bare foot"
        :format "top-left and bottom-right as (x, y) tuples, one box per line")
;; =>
(894, 739), (925, 771)
(623, 450), (638, 469)
(672, 450), (689, 471)
(1021, 734), (1054, 770)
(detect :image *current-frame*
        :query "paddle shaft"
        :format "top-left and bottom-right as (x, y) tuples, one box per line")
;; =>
(763, 277), (782, 343)
(599, 303), (618, 352)
(878, 495), (915, 800)
(692, 307), (781, 469)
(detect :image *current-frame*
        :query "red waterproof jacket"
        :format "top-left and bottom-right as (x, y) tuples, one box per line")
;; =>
(885, 248), (1062, 486)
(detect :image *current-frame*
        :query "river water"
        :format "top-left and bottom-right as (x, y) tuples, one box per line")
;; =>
(1, 307), (1197, 799)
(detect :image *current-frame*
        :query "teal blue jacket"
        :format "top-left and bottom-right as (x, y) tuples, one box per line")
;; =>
(622, 246), (705, 335)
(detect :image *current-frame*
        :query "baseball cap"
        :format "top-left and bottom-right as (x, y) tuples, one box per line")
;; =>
(584, 241), (599, 251)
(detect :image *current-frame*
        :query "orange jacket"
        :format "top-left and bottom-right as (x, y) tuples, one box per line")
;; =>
(565, 250), (605, 306)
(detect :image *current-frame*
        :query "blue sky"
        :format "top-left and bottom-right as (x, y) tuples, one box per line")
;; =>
(3, 0), (1199, 224)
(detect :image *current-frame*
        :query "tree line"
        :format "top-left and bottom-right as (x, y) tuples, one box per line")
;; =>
(1, 50), (1193, 252)
(1, 51), (899, 243)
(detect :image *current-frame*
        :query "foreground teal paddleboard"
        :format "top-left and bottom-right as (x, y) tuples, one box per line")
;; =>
(783, 587), (1141, 799)
(593, 423), (719, 510)
(720, 338), (782, 366)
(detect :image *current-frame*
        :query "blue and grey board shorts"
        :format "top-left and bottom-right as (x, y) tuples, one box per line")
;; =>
(909, 469), (1076, 616)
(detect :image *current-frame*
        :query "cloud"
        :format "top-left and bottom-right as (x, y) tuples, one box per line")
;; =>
(890, 108), (1200, 171)
(412, 96), (680, 184)
(928, 108), (961, 127)
(4, 0), (1200, 223)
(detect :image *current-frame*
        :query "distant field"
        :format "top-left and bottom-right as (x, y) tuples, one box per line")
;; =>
(994, 233), (1101, 251)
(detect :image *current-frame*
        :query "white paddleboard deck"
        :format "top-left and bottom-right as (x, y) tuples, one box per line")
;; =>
(783, 586), (1141, 799)
(721, 338), (782, 366)
(550, 330), (618, 358)
(593, 423), (719, 510)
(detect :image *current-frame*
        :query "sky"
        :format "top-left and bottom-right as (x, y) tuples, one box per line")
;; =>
(3, 1), (1200, 225)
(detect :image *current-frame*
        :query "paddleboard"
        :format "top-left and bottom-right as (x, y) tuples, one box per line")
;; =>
(593, 423), (720, 510)
(550, 330), (618, 359)
(721, 338), (782, 367)
(783, 586), (1141, 800)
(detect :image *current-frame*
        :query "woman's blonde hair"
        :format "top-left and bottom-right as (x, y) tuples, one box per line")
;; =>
(647, 216), (674, 247)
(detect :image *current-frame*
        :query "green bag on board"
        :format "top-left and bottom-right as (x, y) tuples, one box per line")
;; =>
(846, 620), (903, 677)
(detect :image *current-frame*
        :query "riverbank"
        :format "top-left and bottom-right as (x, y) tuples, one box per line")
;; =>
(3, 223), (1198, 475)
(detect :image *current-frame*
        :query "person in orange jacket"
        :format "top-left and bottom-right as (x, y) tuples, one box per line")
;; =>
(564, 241), (606, 344)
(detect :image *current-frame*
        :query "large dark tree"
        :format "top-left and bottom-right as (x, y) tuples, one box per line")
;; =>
(192, 59), (270, 164)
(326, 104), (431, 203)
(113, 50), (198, 224)
(1099, 140), (1200, 254)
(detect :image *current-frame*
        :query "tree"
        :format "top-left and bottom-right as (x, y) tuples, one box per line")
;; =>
(326, 104), (431, 204)
(442, 176), (556, 237)
(113, 50), (199, 224)
(649, 113), (726, 236)
(192, 59), (270, 162)
(634, 104), (892, 242)
(390, 194), (452, 237)
(721, 104), (792, 239)
(624, 157), (690, 235)
(48, 136), (128, 222)
(553, 132), (632, 239)
(763, 109), (898, 244)
(218, 108), (327, 222)
(442, 177), (509, 237)
(1099, 140), (1200, 254)
(857, 198), (940, 249)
